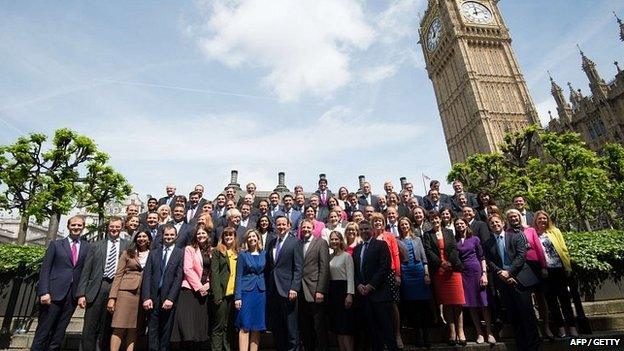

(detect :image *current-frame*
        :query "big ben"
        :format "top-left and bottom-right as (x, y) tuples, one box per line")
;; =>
(419, 0), (540, 164)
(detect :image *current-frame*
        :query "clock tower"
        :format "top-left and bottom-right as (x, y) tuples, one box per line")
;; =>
(419, 0), (539, 164)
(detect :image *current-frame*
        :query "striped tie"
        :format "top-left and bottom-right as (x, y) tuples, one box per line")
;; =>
(104, 240), (118, 279)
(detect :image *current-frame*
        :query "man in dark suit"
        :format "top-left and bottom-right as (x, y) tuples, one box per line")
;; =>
(462, 206), (492, 246)
(425, 180), (452, 204)
(484, 214), (540, 351)
(265, 216), (303, 351)
(139, 197), (159, 226)
(298, 219), (329, 351)
(193, 184), (208, 210)
(450, 180), (478, 212)
(31, 216), (90, 351)
(144, 212), (161, 248)
(239, 203), (257, 229)
(513, 195), (535, 227)
(175, 214), (208, 249)
(352, 222), (398, 351)
(385, 206), (400, 237)
(314, 177), (334, 208)
(268, 192), (282, 218)
(293, 193), (307, 213)
(77, 217), (128, 351)
(185, 190), (203, 223)
(141, 224), (185, 351)
(309, 195), (329, 223)
(358, 182), (378, 208)
(423, 189), (450, 212)
(275, 194), (301, 230)
(157, 184), (177, 211)
(212, 194), (227, 224)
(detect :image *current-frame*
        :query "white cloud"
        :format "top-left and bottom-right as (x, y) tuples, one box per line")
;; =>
(361, 64), (398, 83)
(194, 0), (375, 102)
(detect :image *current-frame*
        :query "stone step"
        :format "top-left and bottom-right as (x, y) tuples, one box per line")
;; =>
(583, 299), (624, 316)
(6, 330), (624, 351)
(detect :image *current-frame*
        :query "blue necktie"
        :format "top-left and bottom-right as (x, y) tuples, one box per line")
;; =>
(159, 246), (170, 288)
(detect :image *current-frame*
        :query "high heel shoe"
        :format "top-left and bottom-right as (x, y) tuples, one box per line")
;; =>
(458, 338), (467, 346)
(487, 334), (497, 344)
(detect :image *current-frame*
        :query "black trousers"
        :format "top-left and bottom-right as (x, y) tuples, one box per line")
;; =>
(361, 298), (397, 351)
(268, 294), (299, 351)
(81, 279), (112, 351)
(148, 294), (177, 351)
(298, 299), (328, 351)
(545, 267), (576, 328)
(401, 299), (431, 341)
(500, 283), (540, 351)
(31, 293), (77, 351)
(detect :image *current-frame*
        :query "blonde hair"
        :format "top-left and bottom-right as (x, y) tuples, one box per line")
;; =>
(241, 229), (263, 253)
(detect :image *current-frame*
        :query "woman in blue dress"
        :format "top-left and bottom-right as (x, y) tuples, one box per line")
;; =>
(234, 229), (266, 351)
(397, 217), (432, 348)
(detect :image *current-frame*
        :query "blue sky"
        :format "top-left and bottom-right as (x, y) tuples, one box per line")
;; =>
(1, 0), (623, 200)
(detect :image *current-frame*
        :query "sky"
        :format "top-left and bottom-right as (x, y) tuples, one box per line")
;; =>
(1, 0), (623, 200)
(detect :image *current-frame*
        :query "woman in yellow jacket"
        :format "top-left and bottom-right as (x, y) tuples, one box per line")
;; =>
(533, 210), (578, 338)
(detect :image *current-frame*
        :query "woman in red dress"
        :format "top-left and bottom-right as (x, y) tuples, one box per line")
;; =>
(423, 211), (466, 346)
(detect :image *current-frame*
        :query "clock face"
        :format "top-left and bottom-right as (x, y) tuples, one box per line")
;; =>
(461, 1), (493, 24)
(427, 18), (442, 52)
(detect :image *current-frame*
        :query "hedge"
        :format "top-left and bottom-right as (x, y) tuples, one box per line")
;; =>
(0, 230), (623, 296)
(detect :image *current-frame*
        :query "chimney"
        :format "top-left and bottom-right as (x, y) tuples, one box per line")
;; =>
(226, 170), (241, 190)
(400, 177), (407, 190)
(274, 171), (290, 192)
(358, 175), (366, 194)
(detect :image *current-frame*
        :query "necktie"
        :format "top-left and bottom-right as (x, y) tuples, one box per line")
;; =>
(321, 192), (326, 205)
(275, 237), (284, 261)
(285, 209), (291, 222)
(71, 239), (78, 266)
(497, 235), (509, 268)
(104, 240), (118, 279)
(359, 241), (369, 276)
(160, 246), (170, 288)
(391, 224), (398, 236)
(188, 207), (196, 221)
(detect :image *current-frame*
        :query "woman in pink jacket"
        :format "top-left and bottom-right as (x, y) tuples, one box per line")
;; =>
(171, 224), (212, 349)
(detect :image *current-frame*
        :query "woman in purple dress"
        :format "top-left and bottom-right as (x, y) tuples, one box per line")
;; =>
(454, 218), (496, 345)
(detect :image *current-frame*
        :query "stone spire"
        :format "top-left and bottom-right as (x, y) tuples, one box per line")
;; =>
(549, 72), (568, 111)
(578, 45), (608, 100)
(615, 12), (624, 42)
(568, 82), (582, 110)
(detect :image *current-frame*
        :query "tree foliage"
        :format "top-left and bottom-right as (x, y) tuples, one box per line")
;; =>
(0, 129), (132, 244)
(447, 125), (621, 231)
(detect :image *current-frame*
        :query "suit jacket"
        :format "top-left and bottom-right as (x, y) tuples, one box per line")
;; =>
(141, 245), (184, 303)
(524, 211), (535, 227)
(174, 222), (195, 249)
(413, 195), (425, 207)
(358, 194), (379, 207)
(314, 189), (335, 207)
(181, 246), (206, 291)
(185, 204), (203, 223)
(265, 234), (303, 298)
(108, 250), (144, 299)
(423, 197), (452, 212)
(422, 229), (463, 274)
(158, 195), (176, 212)
(77, 238), (128, 303)
(240, 215), (258, 230)
(451, 192), (479, 212)
(210, 249), (232, 301)
(483, 230), (538, 288)
(396, 204), (411, 218)
(275, 207), (301, 230)
(470, 219), (492, 247)
(313, 206), (330, 223)
(352, 238), (392, 303)
(37, 238), (90, 301)
(300, 237), (329, 302)
(234, 251), (266, 300)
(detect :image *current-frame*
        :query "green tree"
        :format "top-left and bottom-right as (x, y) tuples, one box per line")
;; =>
(600, 143), (624, 225)
(0, 129), (131, 244)
(0, 134), (48, 244)
(79, 153), (132, 239)
(539, 131), (609, 231)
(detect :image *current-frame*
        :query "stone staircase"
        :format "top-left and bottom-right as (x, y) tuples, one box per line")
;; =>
(3, 300), (624, 350)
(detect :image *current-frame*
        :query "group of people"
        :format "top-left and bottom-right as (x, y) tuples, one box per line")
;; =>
(30, 178), (580, 351)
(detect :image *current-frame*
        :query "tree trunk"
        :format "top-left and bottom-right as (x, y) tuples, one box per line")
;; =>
(46, 213), (61, 246)
(97, 211), (105, 240)
(16, 215), (28, 245)
(583, 218), (592, 232)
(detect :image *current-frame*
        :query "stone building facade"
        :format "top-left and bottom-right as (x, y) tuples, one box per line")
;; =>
(419, 0), (539, 164)
(547, 14), (624, 150)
